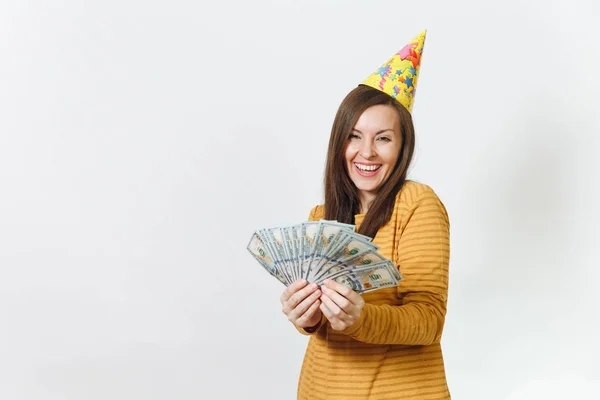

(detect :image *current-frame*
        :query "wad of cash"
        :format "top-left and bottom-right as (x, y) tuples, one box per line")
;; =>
(247, 220), (402, 294)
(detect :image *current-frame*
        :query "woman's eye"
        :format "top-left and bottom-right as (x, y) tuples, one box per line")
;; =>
(348, 133), (360, 139)
(377, 136), (391, 142)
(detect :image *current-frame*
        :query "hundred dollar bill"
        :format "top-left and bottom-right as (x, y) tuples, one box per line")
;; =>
(259, 228), (294, 285)
(277, 226), (297, 281)
(312, 249), (386, 283)
(352, 261), (401, 294)
(289, 225), (303, 281)
(315, 227), (368, 265)
(319, 260), (400, 293)
(294, 224), (307, 280)
(315, 219), (355, 232)
(338, 249), (402, 282)
(344, 249), (402, 282)
(314, 220), (358, 271)
(304, 221), (355, 280)
(330, 234), (379, 262)
(246, 233), (287, 285)
(325, 230), (373, 259)
(279, 226), (301, 282)
(308, 235), (379, 282)
(285, 225), (301, 281)
(307, 220), (354, 277)
(247, 219), (401, 295)
(310, 229), (372, 276)
(276, 226), (305, 282)
(289, 224), (302, 280)
(303, 221), (325, 280)
(299, 221), (320, 279)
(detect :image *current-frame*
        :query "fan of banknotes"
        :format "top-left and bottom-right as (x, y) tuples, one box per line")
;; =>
(247, 220), (402, 294)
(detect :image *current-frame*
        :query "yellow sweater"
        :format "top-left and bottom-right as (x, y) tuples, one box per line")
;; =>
(296, 181), (451, 400)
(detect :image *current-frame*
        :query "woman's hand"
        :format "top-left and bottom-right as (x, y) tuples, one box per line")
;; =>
(280, 280), (322, 329)
(319, 279), (365, 331)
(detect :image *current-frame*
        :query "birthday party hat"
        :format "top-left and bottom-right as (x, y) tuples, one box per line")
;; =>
(361, 30), (427, 113)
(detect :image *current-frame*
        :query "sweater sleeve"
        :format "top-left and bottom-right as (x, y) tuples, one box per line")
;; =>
(339, 189), (450, 345)
(294, 205), (327, 336)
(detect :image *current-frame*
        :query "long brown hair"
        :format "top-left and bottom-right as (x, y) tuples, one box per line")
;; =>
(324, 84), (415, 239)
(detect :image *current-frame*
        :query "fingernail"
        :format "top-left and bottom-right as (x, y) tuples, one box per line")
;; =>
(300, 279), (307, 285)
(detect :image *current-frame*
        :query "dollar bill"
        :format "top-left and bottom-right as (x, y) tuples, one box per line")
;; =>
(304, 221), (355, 280)
(247, 219), (401, 294)
(286, 225), (301, 281)
(319, 260), (401, 293)
(299, 221), (320, 279)
(259, 228), (294, 284)
(282, 226), (302, 282)
(246, 233), (287, 285)
(308, 234), (379, 282)
(312, 249), (386, 283)
(341, 250), (402, 282)
(309, 229), (370, 277)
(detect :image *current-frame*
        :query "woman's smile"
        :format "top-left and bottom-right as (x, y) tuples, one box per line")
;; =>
(353, 162), (382, 177)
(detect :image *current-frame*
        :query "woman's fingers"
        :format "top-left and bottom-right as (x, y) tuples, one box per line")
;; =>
(280, 279), (308, 303)
(319, 298), (334, 321)
(286, 282), (319, 310)
(287, 289), (322, 321)
(295, 297), (321, 324)
(322, 279), (364, 307)
(281, 279), (364, 331)
(281, 280), (322, 325)
(319, 280), (365, 331)
(320, 292), (344, 319)
(319, 296), (347, 332)
(321, 285), (352, 313)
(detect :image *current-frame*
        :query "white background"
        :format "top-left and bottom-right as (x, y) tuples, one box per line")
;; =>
(1, 0), (599, 399)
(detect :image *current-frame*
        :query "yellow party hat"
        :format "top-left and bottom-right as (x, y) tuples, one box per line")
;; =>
(361, 30), (427, 113)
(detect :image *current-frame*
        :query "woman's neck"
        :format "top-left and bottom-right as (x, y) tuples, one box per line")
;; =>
(358, 191), (376, 214)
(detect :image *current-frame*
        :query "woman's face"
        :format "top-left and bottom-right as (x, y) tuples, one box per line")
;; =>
(345, 104), (402, 200)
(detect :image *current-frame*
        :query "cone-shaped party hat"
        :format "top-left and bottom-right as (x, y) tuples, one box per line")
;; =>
(360, 30), (426, 113)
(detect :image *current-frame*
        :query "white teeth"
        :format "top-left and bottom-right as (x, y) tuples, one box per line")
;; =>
(355, 163), (380, 171)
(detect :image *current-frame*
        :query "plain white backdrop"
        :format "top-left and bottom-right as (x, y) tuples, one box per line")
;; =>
(1, 0), (599, 399)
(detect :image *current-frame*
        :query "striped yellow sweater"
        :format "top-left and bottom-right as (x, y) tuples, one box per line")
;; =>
(296, 181), (451, 399)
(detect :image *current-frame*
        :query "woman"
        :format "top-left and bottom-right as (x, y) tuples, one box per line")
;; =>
(280, 31), (452, 399)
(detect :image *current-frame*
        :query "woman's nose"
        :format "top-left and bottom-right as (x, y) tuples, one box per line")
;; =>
(359, 140), (376, 159)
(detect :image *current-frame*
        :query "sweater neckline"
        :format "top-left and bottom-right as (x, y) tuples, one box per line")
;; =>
(354, 212), (366, 228)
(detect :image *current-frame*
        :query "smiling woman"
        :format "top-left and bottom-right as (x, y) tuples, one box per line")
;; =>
(346, 105), (404, 209)
(279, 30), (452, 400)
(327, 85), (415, 239)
